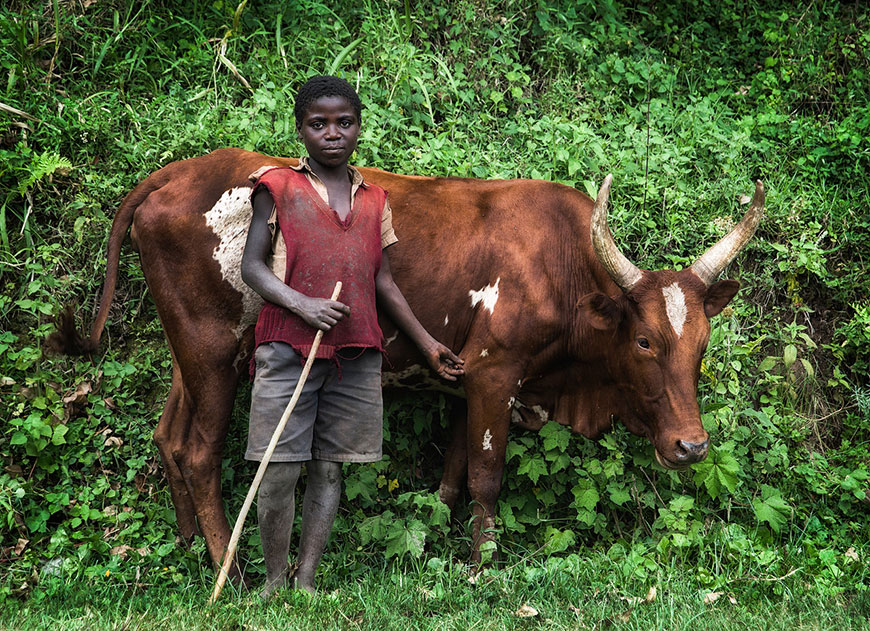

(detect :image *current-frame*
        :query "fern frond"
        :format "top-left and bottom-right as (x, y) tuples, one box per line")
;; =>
(20, 151), (73, 193)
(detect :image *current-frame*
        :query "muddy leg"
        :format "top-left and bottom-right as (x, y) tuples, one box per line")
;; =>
(293, 460), (342, 594)
(258, 461), (302, 598)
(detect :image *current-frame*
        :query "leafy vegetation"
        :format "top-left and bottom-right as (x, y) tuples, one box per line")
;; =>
(1, 0), (868, 621)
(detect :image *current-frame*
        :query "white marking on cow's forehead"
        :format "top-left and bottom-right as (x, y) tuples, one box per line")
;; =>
(204, 187), (263, 340)
(482, 429), (493, 451)
(469, 277), (500, 315)
(662, 282), (687, 338)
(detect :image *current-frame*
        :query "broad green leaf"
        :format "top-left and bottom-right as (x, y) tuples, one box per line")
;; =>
(668, 495), (694, 514)
(571, 483), (600, 511)
(517, 455), (548, 484)
(505, 440), (527, 462)
(345, 466), (377, 503)
(540, 421), (570, 452)
(752, 494), (791, 532)
(359, 511), (394, 545)
(692, 444), (740, 499)
(607, 483), (631, 506)
(783, 344), (797, 369)
(543, 526), (576, 554)
(52, 425), (68, 445)
(384, 519), (428, 559)
(549, 451), (571, 474)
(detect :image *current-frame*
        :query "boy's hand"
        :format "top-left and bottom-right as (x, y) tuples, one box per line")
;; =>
(249, 166), (280, 182)
(297, 297), (351, 332)
(423, 343), (465, 381)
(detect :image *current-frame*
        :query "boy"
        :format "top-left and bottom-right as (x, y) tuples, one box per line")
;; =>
(241, 75), (464, 596)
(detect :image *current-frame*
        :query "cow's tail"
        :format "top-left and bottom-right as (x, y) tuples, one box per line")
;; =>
(45, 177), (159, 356)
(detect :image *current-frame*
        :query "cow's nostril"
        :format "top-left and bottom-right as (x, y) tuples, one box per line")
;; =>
(677, 440), (709, 463)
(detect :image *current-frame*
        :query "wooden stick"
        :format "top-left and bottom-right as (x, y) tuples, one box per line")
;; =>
(210, 281), (342, 604)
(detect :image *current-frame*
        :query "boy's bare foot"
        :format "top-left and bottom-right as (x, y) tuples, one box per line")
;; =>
(291, 567), (316, 595)
(260, 564), (293, 600)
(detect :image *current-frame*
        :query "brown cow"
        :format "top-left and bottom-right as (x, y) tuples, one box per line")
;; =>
(50, 148), (763, 577)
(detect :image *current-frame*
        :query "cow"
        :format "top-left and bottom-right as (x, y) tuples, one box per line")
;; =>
(49, 148), (763, 579)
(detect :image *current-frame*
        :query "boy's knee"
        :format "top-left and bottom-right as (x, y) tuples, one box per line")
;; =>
(261, 462), (302, 497)
(307, 460), (342, 486)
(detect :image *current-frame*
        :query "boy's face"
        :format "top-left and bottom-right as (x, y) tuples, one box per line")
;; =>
(296, 95), (360, 169)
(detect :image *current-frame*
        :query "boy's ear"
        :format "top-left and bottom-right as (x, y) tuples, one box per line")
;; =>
(296, 126), (303, 141)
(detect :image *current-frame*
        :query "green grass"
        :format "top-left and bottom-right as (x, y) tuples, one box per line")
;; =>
(2, 555), (869, 631)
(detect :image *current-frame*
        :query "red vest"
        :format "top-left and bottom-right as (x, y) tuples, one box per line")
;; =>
(252, 167), (386, 359)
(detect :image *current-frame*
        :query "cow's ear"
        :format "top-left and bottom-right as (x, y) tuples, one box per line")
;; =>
(704, 280), (740, 317)
(577, 293), (623, 331)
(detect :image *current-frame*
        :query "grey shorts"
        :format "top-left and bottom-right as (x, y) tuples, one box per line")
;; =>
(245, 342), (383, 463)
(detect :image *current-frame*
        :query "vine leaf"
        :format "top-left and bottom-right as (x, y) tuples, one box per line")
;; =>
(752, 486), (792, 532)
(692, 442), (739, 499)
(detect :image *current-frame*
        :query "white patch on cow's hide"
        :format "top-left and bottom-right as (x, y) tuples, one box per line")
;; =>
(479, 348), (489, 357)
(507, 396), (515, 409)
(662, 282), (687, 338)
(531, 405), (549, 423)
(469, 277), (500, 315)
(482, 429), (493, 451)
(384, 331), (399, 347)
(444, 314), (449, 326)
(511, 408), (523, 425)
(204, 187), (264, 339)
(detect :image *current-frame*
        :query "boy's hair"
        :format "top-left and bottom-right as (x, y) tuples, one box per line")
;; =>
(294, 75), (362, 126)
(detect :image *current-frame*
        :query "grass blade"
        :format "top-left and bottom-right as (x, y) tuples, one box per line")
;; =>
(328, 37), (363, 75)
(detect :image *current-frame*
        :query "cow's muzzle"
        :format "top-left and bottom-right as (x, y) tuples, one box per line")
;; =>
(655, 439), (709, 469)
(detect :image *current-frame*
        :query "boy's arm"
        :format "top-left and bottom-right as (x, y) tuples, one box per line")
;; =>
(375, 249), (465, 381)
(241, 187), (350, 332)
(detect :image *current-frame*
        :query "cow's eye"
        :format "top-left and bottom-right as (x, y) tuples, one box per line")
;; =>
(637, 337), (650, 350)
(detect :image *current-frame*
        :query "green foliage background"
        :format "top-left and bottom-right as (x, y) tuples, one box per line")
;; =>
(1, 0), (869, 608)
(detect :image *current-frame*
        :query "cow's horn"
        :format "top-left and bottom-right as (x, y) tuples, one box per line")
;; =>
(690, 180), (765, 286)
(591, 174), (643, 292)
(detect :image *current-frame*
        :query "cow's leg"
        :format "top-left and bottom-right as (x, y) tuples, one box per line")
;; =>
(439, 400), (468, 512)
(463, 366), (521, 565)
(152, 366), (199, 542)
(175, 368), (242, 581)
